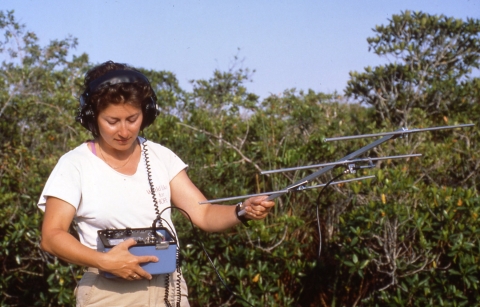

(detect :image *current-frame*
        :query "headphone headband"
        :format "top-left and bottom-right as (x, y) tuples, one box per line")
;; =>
(88, 69), (152, 93)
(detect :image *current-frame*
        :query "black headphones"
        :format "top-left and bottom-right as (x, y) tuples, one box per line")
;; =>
(76, 69), (159, 136)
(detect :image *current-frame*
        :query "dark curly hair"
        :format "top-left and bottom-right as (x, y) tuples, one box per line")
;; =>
(82, 61), (155, 114)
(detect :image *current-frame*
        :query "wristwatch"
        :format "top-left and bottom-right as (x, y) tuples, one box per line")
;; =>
(235, 202), (250, 226)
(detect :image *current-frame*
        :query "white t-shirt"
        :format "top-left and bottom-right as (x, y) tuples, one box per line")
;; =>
(38, 137), (187, 249)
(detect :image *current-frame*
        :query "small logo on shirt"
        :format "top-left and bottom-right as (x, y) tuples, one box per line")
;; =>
(147, 184), (168, 204)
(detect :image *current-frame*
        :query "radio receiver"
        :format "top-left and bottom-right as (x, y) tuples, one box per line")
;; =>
(97, 227), (177, 278)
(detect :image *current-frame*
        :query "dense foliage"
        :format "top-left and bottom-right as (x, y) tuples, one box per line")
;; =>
(1, 10), (479, 307)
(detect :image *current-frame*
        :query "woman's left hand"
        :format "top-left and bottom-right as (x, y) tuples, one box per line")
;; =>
(242, 196), (275, 220)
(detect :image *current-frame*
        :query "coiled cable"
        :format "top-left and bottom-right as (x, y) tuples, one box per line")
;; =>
(142, 139), (178, 307)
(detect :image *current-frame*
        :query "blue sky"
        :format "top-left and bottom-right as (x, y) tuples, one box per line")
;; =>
(1, 0), (479, 99)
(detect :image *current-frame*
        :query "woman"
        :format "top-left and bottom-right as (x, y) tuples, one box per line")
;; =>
(38, 61), (275, 306)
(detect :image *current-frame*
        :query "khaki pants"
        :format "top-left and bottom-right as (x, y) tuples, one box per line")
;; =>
(75, 268), (189, 307)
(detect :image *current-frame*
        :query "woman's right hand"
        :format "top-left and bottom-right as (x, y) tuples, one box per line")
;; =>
(100, 238), (159, 280)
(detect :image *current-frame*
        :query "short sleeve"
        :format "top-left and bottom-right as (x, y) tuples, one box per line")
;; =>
(37, 154), (82, 212)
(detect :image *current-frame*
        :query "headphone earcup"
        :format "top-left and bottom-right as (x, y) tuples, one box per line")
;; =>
(76, 94), (99, 136)
(141, 97), (159, 129)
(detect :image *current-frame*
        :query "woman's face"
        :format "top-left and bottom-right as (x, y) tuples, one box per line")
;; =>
(97, 102), (143, 152)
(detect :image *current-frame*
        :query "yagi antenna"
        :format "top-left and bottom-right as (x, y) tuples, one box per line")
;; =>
(199, 175), (375, 204)
(261, 154), (422, 175)
(199, 124), (474, 216)
(325, 124), (474, 142)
